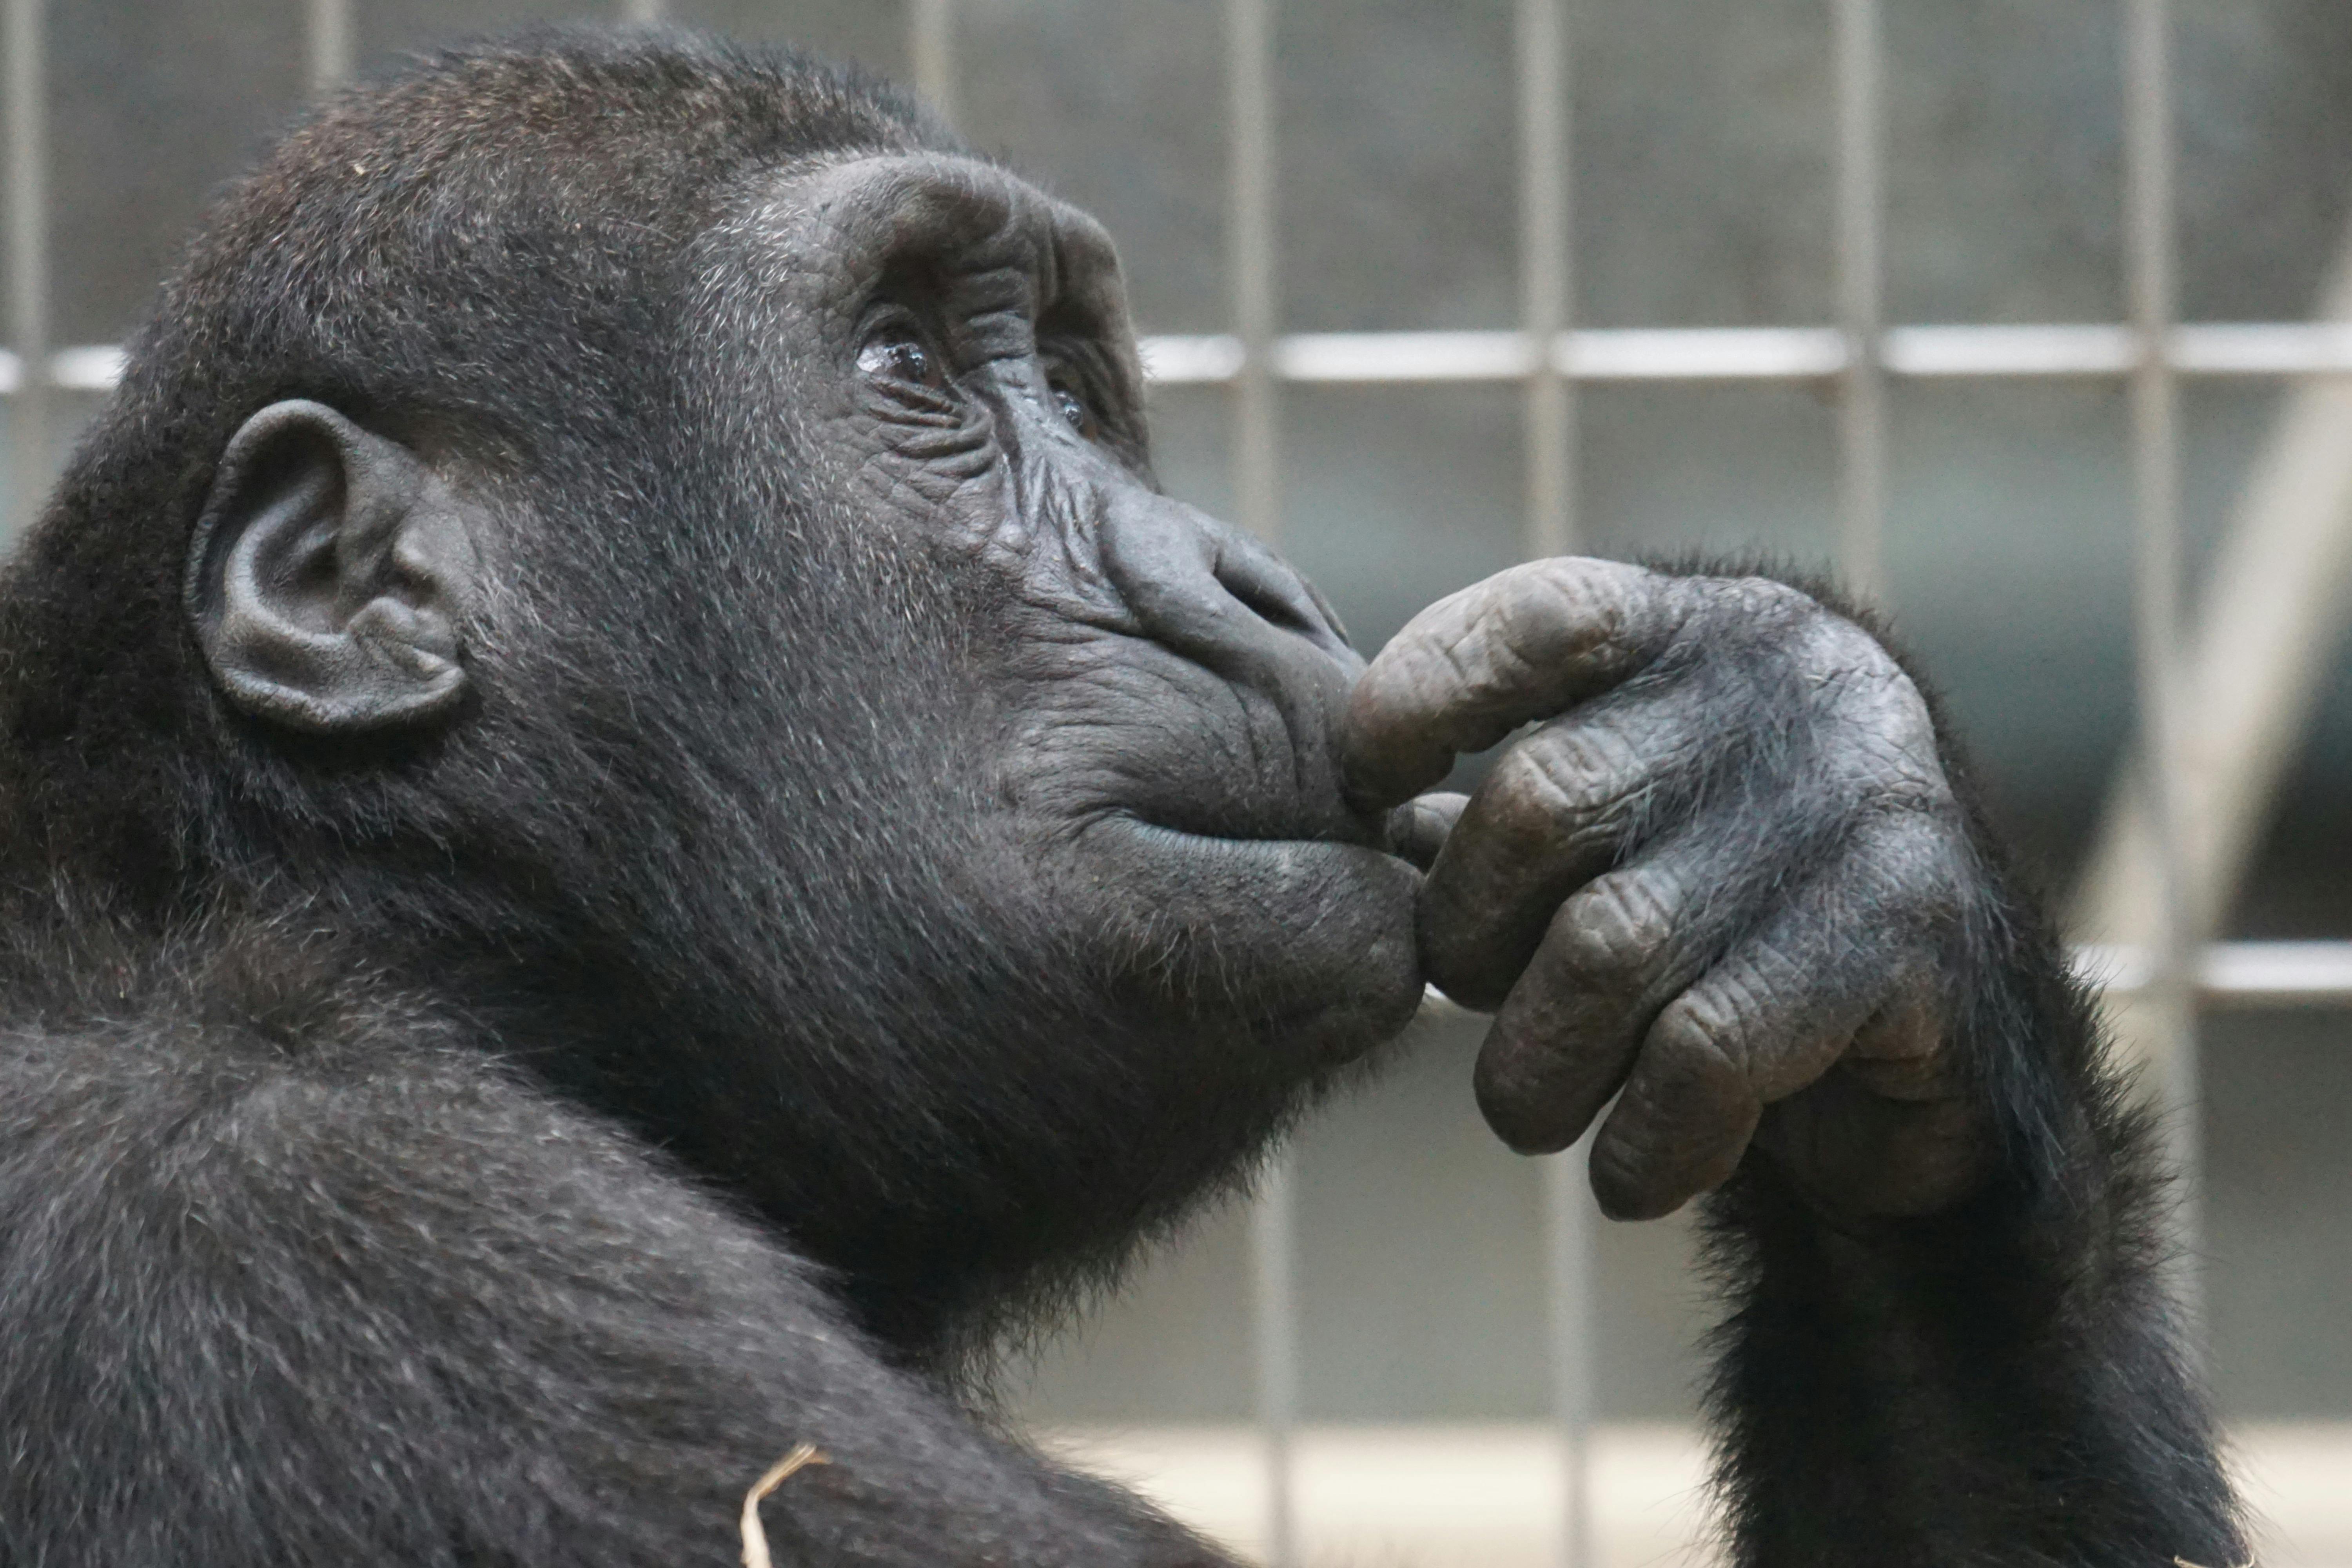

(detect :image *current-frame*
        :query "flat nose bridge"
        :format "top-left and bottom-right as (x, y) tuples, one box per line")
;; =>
(1098, 493), (1358, 682)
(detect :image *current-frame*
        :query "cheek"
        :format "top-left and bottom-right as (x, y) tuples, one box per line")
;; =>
(837, 414), (1029, 565)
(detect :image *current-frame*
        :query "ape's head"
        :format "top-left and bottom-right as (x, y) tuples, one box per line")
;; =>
(0, 31), (1422, 1349)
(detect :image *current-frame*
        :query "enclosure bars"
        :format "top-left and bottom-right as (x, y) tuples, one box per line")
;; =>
(4, 0), (46, 544)
(1514, 1), (1594, 1565)
(1218, 0), (1300, 1564)
(2123, 0), (2205, 1321)
(1835, 0), (1887, 603)
(3, 0), (2338, 1552)
(307, 0), (353, 94)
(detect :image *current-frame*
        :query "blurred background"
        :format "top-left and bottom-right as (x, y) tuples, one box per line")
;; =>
(8, 1), (2352, 1563)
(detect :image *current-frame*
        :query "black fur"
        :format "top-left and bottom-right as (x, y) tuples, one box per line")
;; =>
(0, 27), (2241, 1568)
(1700, 592), (2243, 1564)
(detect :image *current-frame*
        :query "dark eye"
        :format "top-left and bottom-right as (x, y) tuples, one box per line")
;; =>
(1049, 377), (1100, 441)
(857, 325), (949, 392)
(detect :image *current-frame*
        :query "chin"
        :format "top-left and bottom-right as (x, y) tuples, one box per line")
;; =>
(1066, 815), (1426, 1064)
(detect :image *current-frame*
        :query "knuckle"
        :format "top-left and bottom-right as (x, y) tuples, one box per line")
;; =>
(1648, 988), (1751, 1081)
(1498, 722), (1639, 826)
(1553, 870), (1675, 982)
(1485, 738), (1598, 835)
(1511, 557), (1640, 647)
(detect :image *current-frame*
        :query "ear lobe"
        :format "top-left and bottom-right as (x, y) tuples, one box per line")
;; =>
(186, 399), (481, 735)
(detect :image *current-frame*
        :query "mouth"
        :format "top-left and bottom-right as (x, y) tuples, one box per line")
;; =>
(1068, 810), (1425, 1042)
(1108, 777), (1397, 857)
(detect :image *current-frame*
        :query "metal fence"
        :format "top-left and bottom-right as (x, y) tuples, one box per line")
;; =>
(7, 1), (2352, 1564)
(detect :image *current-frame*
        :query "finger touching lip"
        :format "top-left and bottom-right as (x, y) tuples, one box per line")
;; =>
(1340, 557), (1681, 810)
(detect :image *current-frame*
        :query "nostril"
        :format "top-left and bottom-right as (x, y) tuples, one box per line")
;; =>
(1212, 547), (1345, 649)
(1223, 572), (1315, 636)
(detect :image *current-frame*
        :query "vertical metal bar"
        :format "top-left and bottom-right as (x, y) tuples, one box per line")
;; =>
(1540, 1155), (1593, 1568)
(2123, 0), (2202, 1320)
(1228, 3), (1291, 1561)
(5, 0), (48, 542)
(1834, 0), (1887, 601)
(306, 0), (352, 96)
(909, 0), (956, 131)
(1517, 0), (1574, 560)
(1227, 0), (1279, 549)
(1517, 4), (1589, 1563)
(1249, 1152), (1300, 1568)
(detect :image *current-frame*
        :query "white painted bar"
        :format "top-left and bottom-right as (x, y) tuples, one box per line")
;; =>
(2171, 321), (2352, 375)
(1279, 329), (1534, 382)
(1563, 326), (1848, 380)
(1882, 322), (2138, 376)
(26, 324), (2352, 399)
(1421, 942), (2352, 1019)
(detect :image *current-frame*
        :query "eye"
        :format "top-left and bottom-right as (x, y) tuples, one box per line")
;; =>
(1048, 376), (1101, 441)
(856, 323), (949, 392)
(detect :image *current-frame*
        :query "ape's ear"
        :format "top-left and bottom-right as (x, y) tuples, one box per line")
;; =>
(186, 399), (482, 734)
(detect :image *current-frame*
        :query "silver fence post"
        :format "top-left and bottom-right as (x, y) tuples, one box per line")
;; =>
(1515, 3), (1592, 1564)
(1250, 1149), (1300, 1568)
(1833, 0), (1886, 602)
(1518, 0), (1574, 564)
(1228, 0), (1279, 552)
(1539, 1157), (1593, 1568)
(910, 0), (956, 132)
(2122, 0), (2203, 1324)
(306, 0), (352, 96)
(4, 0), (48, 542)
(1227, 1), (1295, 1561)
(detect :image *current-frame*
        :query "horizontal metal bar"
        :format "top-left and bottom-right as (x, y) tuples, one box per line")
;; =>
(2078, 940), (2352, 1005)
(1573, 327), (1846, 379)
(1142, 323), (2352, 387)
(25, 325), (2352, 397)
(1420, 941), (2352, 1020)
(1883, 323), (2136, 376)
(1280, 330), (1535, 381)
(0, 344), (121, 392)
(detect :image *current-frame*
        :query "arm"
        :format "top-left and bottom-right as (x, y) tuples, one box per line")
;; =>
(1345, 559), (2243, 1568)
(0, 1006), (1228, 1568)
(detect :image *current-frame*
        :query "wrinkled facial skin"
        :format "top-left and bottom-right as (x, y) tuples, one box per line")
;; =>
(733, 154), (1424, 1065)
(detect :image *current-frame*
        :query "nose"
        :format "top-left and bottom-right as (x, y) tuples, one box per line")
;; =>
(1099, 492), (1358, 684)
(1098, 490), (1385, 843)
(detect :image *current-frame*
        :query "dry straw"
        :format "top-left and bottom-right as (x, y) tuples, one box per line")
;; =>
(739, 1444), (829, 1568)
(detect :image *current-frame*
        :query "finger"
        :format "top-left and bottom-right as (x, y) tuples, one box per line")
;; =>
(1341, 558), (1683, 809)
(1470, 851), (1720, 1154)
(1586, 828), (1944, 1221)
(1384, 791), (1468, 871)
(1419, 688), (1714, 1008)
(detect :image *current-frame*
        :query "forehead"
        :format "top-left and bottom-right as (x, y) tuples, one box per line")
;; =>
(732, 152), (1127, 311)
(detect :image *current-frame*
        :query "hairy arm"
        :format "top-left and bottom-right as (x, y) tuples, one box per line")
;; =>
(1347, 558), (2243, 1568)
(0, 1003), (1224, 1568)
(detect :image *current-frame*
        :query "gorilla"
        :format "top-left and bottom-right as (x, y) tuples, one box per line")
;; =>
(0, 28), (2241, 1568)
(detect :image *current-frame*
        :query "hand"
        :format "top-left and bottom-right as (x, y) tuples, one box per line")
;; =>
(1345, 559), (1992, 1222)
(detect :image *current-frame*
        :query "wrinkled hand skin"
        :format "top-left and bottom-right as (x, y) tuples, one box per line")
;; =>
(1345, 557), (2250, 1568)
(1345, 558), (1985, 1223)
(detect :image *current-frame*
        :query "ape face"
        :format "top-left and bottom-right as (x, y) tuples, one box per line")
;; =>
(160, 131), (1422, 1332)
(726, 153), (1424, 1058)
